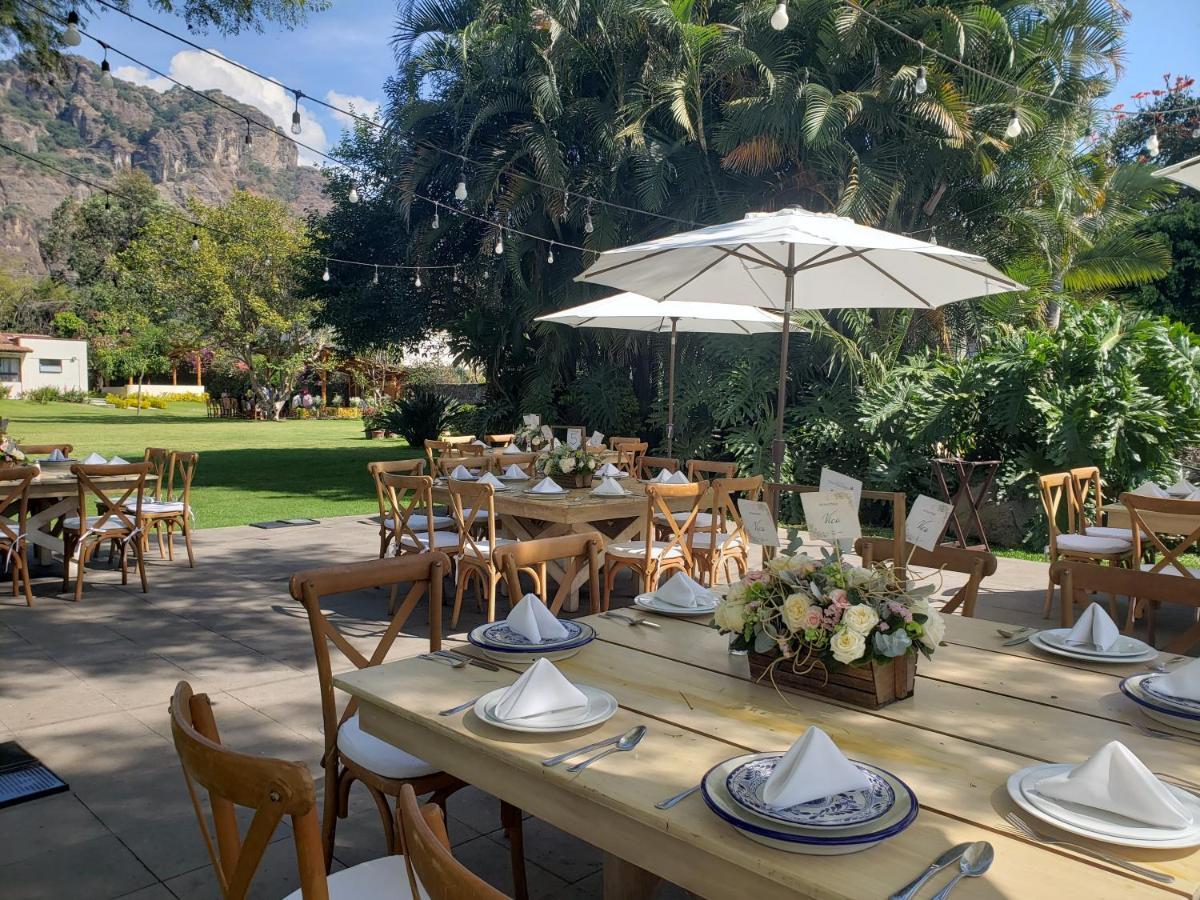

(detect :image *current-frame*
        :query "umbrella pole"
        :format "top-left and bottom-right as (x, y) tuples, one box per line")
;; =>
(667, 317), (678, 458)
(773, 254), (795, 484)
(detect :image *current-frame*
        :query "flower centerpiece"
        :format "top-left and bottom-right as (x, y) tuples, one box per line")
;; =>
(514, 424), (547, 452)
(0, 435), (27, 468)
(534, 444), (598, 489)
(713, 552), (943, 709)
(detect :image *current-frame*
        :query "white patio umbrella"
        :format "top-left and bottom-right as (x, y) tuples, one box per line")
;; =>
(536, 293), (786, 455)
(576, 206), (1025, 479)
(1154, 154), (1200, 190)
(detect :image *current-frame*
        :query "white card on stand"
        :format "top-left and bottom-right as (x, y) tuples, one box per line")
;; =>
(589, 430), (605, 447)
(800, 491), (861, 543)
(819, 467), (862, 508)
(540, 425), (553, 442)
(905, 494), (954, 552)
(522, 413), (540, 427)
(737, 499), (780, 548)
(566, 428), (583, 449)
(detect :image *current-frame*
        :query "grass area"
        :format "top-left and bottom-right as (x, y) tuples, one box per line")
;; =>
(1, 400), (420, 529)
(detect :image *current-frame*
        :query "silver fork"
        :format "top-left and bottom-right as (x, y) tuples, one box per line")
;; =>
(600, 611), (661, 629)
(1004, 813), (1174, 883)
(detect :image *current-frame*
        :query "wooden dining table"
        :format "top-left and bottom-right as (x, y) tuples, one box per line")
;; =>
(22, 467), (156, 562)
(1102, 501), (1200, 537)
(335, 612), (1200, 899)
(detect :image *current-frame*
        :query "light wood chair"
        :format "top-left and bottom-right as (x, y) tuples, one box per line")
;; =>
(0, 466), (37, 606)
(603, 482), (704, 607)
(368, 460), (453, 560)
(377, 473), (462, 557)
(1121, 492), (1200, 632)
(424, 439), (464, 474)
(485, 433), (515, 447)
(608, 436), (640, 451)
(1071, 466), (1144, 544)
(493, 532), (604, 615)
(448, 480), (518, 626)
(435, 454), (495, 478)
(62, 462), (150, 602)
(856, 537), (998, 617)
(288, 552), (526, 895)
(637, 456), (679, 480)
(686, 459), (737, 481)
(398, 784), (508, 900)
(169, 680), (424, 900)
(16, 443), (73, 456)
(614, 441), (647, 476)
(690, 476), (762, 587)
(493, 452), (538, 477)
(1038, 472), (1130, 619)
(132, 450), (199, 566)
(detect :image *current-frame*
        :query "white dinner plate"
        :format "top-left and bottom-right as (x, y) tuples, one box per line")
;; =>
(1008, 764), (1200, 848)
(473, 685), (616, 733)
(1141, 675), (1200, 716)
(522, 490), (568, 498)
(1028, 632), (1158, 664)
(590, 490), (634, 499)
(1120, 675), (1200, 736)
(1037, 629), (1152, 658)
(633, 593), (718, 617)
(497, 474), (529, 482)
(478, 645), (585, 665)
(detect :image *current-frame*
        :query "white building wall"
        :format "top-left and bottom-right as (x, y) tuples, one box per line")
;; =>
(16, 337), (88, 395)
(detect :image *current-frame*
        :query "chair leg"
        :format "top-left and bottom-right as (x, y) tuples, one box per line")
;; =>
(500, 800), (529, 900)
(74, 542), (91, 602)
(19, 558), (32, 607)
(165, 521), (175, 561)
(136, 538), (148, 594)
(1042, 580), (1055, 619)
(485, 570), (498, 622)
(182, 519), (195, 568)
(451, 567), (469, 629)
(321, 765), (342, 871)
(365, 785), (396, 856)
(602, 560), (621, 611)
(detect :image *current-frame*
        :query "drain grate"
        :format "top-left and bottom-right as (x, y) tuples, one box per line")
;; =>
(249, 518), (320, 530)
(0, 742), (68, 809)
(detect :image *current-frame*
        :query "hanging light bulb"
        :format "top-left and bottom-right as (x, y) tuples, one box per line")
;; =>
(494, 232), (504, 255)
(191, 231), (200, 252)
(454, 172), (468, 202)
(244, 120), (253, 148)
(914, 65), (927, 95)
(770, 2), (788, 31)
(99, 45), (113, 88)
(452, 268), (459, 284)
(1192, 124), (1200, 139)
(583, 204), (594, 234)
(322, 260), (330, 282)
(1005, 109), (1022, 139)
(929, 226), (938, 246)
(372, 265), (379, 286)
(265, 254), (272, 266)
(347, 186), (359, 204)
(103, 192), (111, 211)
(1146, 131), (1160, 158)
(431, 203), (440, 230)
(290, 91), (303, 135)
(414, 269), (422, 288)
(483, 270), (490, 281)
(546, 242), (554, 265)
(63, 10), (82, 46)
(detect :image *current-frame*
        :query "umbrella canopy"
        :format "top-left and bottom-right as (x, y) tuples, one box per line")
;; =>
(537, 294), (786, 454)
(1154, 154), (1200, 190)
(576, 206), (1025, 477)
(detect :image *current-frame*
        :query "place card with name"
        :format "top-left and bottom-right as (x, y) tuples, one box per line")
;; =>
(737, 499), (780, 547)
(905, 494), (954, 551)
(819, 467), (862, 508)
(800, 490), (861, 543)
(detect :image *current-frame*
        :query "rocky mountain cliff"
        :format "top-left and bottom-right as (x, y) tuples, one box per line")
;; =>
(0, 55), (329, 274)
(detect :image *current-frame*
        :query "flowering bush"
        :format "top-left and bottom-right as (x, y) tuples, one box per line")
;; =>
(534, 444), (598, 477)
(713, 552), (943, 669)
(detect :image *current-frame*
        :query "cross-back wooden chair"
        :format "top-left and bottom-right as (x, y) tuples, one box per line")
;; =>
(493, 532), (604, 615)
(368, 460), (450, 560)
(690, 476), (762, 587)
(377, 473), (462, 607)
(63, 462), (150, 602)
(1038, 472), (1129, 619)
(614, 441), (647, 476)
(637, 456), (679, 480)
(0, 466), (37, 606)
(288, 552), (526, 894)
(441, 435), (476, 451)
(424, 439), (464, 474)
(447, 481), (515, 626)
(686, 459), (737, 481)
(398, 784), (508, 900)
(856, 537), (998, 618)
(143, 447), (171, 494)
(608, 436), (640, 451)
(485, 433), (515, 447)
(132, 451), (199, 566)
(170, 680), (426, 900)
(494, 452), (538, 477)
(435, 454), (494, 478)
(1122, 492), (1200, 632)
(604, 482), (704, 607)
(1071, 466), (1142, 544)
(16, 443), (73, 457)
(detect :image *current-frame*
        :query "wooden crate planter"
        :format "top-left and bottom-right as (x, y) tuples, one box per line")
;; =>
(550, 472), (594, 490)
(748, 652), (916, 710)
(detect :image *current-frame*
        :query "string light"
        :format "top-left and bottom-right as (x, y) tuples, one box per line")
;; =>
(452, 268), (459, 284)
(190, 231), (199, 252)
(372, 264), (379, 285)
(583, 203), (594, 234)
(414, 268), (422, 288)
(290, 90), (302, 135)
(928, 226), (937, 246)
(322, 259), (330, 281)
(98, 43), (113, 88)
(431, 203), (439, 229)
(770, 2), (788, 30)
(62, 9), (81, 46)
(494, 231), (504, 255)
(1005, 109), (1022, 139)
(347, 186), (359, 204)
(1193, 124), (1200, 139)
(244, 119), (253, 148)
(1146, 131), (1160, 158)
(546, 243), (554, 265)
(914, 65), (927, 96)
(454, 172), (467, 202)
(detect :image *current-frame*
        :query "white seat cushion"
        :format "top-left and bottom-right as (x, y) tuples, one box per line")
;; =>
(385, 515), (454, 531)
(1140, 562), (1200, 578)
(126, 501), (186, 515)
(337, 713), (439, 780)
(282, 853), (425, 900)
(62, 515), (129, 533)
(461, 508), (491, 521)
(689, 531), (744, 550)
(461, 537), (516, 559)
(1085, 526), (1147, 541)
(654, 511), (714, 529)
(606, 541), (685, 560)
(400, 531), (462, 550)
(1057, 533), (1131, 554)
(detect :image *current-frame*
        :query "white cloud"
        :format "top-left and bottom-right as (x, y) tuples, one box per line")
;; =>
(324, 90), (381, 128)
(112, 49), (328, 166)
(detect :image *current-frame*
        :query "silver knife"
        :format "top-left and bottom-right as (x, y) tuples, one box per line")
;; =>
(889, 843), (972, 900)
(1002, 633), (1033, 646)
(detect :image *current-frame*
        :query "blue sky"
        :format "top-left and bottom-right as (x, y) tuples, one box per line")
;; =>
(72, 1), (1198, 167)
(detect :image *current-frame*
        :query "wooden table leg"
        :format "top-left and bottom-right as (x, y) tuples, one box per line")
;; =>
(602, 851), (660, 900)
(23, 496), (72, 563)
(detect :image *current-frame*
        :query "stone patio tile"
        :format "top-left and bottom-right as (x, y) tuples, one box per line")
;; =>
(69, 761), (195, 833)
(117, 811), (291, 882)
(164, 841), (344, 900)
(0, 793), (108, 866)
(514, 815), (603, 885)
(11, 708), (172, 779)
(0, 834), (157, 900)
(0, 678), (120, 731)
(449, 833), (571, 899)
(225, 675), (326, 744)
(112, 884), (176, 900)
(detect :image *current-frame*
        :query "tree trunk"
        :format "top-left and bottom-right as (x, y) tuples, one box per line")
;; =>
(136, 370), (145, 416)
(1045, 269), (1064, 331)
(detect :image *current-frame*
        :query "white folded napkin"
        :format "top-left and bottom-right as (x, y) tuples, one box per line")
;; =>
(1169, 479), (1198, 495)
(762, 726), (872, 809)
(1189, 490), (1200, 501)
(1064, 602), (1120, 651)
(1132, 481), (1169, 498)
(597, 462), (622, 477)
(48, 448), (66, 461)
(478, 472), (505, 490)
(450, 464), (475, 481)
(472, 439), (488, 448)
(503, 463), (528, 478)
(82, 452), (107, 465)
(1155, 657), (1200, 702)
(506, 593), (569, 643)
(109, 456), (130, 465)
(1035, 741), (1192, 829)
(654, 572), (713, 608)
(529, 477), (565, 494)
(652, 470), (688, 485)
(503, 443), (522, 455)
(591, 477), (626, 497)
(493, 658), (588, 721)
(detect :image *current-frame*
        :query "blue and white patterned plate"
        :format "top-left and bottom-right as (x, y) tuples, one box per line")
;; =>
(469, 619), (594, 652)
(1140, 675), (1200, 715)
(725, 754), (895, 828)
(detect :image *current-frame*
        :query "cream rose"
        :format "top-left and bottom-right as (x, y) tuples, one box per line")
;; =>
(845, 565), (875, 588)
(830, 627), (867, 664)
(559, 456), (576, 473)
(919, 608), (946, 648)
(842, 603), (880, 635)
(782, 593), (808, 631)
(714, 598), (747, 633)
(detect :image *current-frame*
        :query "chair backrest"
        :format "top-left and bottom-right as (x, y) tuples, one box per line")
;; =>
(856, 536), (997, 617)
(1051, 561), (1200, 650)
(492, 532), (604, 615)
(441, 435), (476, 448)
(608, 436), (639, 451)
(485, 433), (515, 447)
(641, 482), (705, 569)
(763, 482), (908, 570)
(686, 459), (736, 482)
(397, 784), (508, 900)
(436, 454), (494, 477)
(368, 459), (426, 522)
(1069, 466), (1105, 530)
(288, 554), (451, 769)
(447, 481), (497, 559)
(378, 473), (439, 551)
(701, 475), (763, 546)
(424, 439), (463, 473)
(16, 443), (73, 456)
(1121, 492), (1200, 579)
(71, 463), (149, 534)
(144, 447), (172, 495)
(615, 441), (648, 475)
(170, 681), (328, 900)
(0, 466), (37, 547)
(637, 456), (679, 480)
(1037, 472), (1075, 553)
(166, 451), (199, 506)
(493, 452), (538, 474)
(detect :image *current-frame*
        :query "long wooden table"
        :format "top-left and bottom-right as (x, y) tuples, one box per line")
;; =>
(335, 613), (1200, 899)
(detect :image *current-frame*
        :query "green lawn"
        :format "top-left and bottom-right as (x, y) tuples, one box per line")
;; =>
(1, 400), (420, 528)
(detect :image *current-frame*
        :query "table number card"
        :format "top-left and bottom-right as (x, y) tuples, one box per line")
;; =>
(540, 424), (553, 443)
(522, 413), (540, 427)
(800, 490), (861, 544)
(589, 430), (605, 447)
(737, 499), (780, 548)
(905, 494), (954, 552)
(819, 467), (862, 509)
(566, 428), (583, 449)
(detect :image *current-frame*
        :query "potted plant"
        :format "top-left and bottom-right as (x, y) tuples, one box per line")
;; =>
(534, 445), (599, 489)
(361, 406), (385, 439)
(713, 552), (944, 709)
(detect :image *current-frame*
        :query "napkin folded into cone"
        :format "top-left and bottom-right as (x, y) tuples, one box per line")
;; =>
(652, 469), (689, 485)
(590, 477), (627, 497)
(653, 572), (714, 608)
(529, 477), (566, 494)
(109, 456), (130, 466)
(1169, 478), (1199, 496)
(1063, 602), (1120, 651)
(493, 658), (588, 721)
(1154, 657), (1200, 703)
(47, 448), (67, 461)
(82, 452), (107, 465)
(597, 462), (622, 478)
(762, 726), (872, 809)
(1132, 481), (1169, 498)
(505, 593), (569, 643)
(503, 464), (528, 478)
(503, 443), (523, 455)
(450, 464), (475, 481)
(477, 472), (506, 490)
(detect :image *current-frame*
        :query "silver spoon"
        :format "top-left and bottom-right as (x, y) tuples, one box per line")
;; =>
(930, 841), (993, 900)
(567, 725), (646, 773)
(655, 784), (700, 809)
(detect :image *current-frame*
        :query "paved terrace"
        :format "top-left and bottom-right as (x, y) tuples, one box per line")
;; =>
(0, 517), (1193, 899)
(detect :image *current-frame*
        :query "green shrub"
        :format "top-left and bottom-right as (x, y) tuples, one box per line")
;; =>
(385, 389), (462, 446)
(24, 386), (62, 404)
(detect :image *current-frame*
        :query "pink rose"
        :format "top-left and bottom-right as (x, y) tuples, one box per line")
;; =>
(878, 621), (890, 632)
(742, 570), (769, 585)
(802, 607), (823, 629)
(829, 588), (850, 608)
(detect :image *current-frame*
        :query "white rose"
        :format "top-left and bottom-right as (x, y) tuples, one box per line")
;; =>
(842, 603), (880, 635)
(845, 565), (875, 588)
(919, 608), (945, 648)
(587, 457), (596, 469)
(714, 598), (747, 633)
(830, 627), (867, 664)
(782, 593), (808, 631)
(559, 456), (576, 473)
(909, 597), (931, 617)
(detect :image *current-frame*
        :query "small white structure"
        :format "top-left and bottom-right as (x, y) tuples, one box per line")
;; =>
(0, 334), (89, 396)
